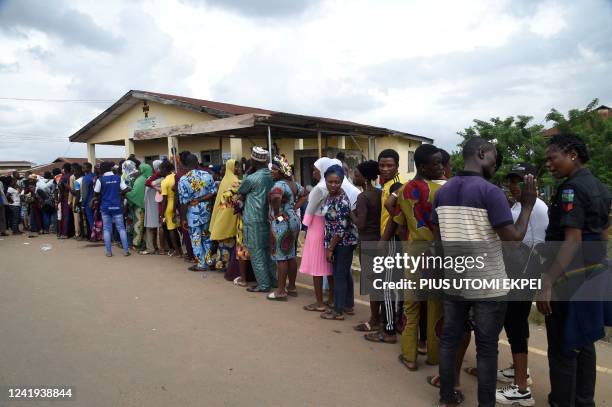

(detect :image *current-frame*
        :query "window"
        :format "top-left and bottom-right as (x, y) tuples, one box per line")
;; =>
(200, 150), (221, 166)
(408, 151), (415, 173)
(144, 155), (160, 163)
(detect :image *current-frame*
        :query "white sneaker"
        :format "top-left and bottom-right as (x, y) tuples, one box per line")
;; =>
(497, 366), (533, 385)
(496, 384), (535, 406)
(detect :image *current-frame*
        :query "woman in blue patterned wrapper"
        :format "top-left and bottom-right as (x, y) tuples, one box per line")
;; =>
(267, 155), (308, 301)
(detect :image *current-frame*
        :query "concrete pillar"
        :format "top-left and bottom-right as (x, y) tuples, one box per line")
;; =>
(86, 143), (96, 164)
(167, 136), (177, 159)
(294, 138), (304, 150)
(125, 137), (135, 157)
(230, 137), (242, 160)
(338, 136), (346, 149)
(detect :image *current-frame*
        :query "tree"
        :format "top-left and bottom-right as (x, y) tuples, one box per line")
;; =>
(450, 115), (546, 185)
(450, 99), (612, 190)
(545, 99), (612, 188)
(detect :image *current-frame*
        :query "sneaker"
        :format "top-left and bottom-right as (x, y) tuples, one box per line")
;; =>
(497, 366), (532, 385)
(496, 384), (535, 406)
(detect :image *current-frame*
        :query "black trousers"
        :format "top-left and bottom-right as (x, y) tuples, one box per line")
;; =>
(503, 300), (532, 354)
(381, 237), (400, 335)
(545, 301), (596, 407)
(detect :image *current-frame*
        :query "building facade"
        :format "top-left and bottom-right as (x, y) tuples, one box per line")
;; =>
(69, 90), (432, 184)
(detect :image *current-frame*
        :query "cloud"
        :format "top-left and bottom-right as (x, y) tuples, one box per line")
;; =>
(0, 0), (611, 164)
(182, 0), (321, 18)
(0, 0), (121, 52)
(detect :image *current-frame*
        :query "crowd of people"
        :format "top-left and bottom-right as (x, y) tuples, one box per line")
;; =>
(0, 133), (609, 407)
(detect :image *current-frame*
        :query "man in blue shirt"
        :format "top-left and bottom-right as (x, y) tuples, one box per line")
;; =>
(93, 161), (131, 257)
(178, 154), (217, 272)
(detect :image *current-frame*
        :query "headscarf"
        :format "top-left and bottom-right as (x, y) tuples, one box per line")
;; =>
(314, 157), (335, 187)
(324, 164), (344, 179)
(152, 160), (162, 172)
(122, 160), (137, 183)
(272, 155), (292, 177)
(320, 158), (360, 207)
(305, 157), (336, 216)
(210, 159), (240, 241)
(126, 163), (152, 209)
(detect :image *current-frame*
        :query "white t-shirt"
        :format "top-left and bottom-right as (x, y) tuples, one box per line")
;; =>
(94, 172), (128, 193)
(7, 187), (20, 206)
(511, 198), (548, 246)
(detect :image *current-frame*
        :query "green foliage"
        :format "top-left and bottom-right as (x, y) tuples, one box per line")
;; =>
(450, 99), (612, 189)
(545, 99), (612, 188)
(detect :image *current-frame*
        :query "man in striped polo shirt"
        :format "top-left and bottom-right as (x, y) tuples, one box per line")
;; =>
(432, 137), (537, 407)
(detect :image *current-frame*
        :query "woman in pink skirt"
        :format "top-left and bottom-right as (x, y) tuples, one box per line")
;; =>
(300, 157), (337, 311)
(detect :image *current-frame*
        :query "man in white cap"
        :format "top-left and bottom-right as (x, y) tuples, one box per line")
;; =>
(237, 147), (277, 292)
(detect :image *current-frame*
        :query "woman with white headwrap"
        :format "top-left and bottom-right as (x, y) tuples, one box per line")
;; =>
(300, 157), (336, 311)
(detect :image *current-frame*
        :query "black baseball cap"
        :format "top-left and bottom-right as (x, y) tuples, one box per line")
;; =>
(507, 163), (537, 178)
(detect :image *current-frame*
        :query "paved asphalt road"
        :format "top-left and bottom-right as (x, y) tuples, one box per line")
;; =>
(0, 234), (610, 406)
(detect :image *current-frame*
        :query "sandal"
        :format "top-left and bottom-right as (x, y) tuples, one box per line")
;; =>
(320, 310), (345, 320)
(353, 321), (378, 332)
(364, 332), (397, 344)
(398, 354), (418, 371)
(426, 375), (441, 388)
(267, 292), (288, 301)
(246, 286), (270, 293)
(139, 250), (154, 255)
(463, 367), (478, 377)
(344, 308), (355, 315)
(303, 303), (327, 312)
(233, 277), (248, 287)
(188, 265), (207, 272)
(286, 289), (298, 297)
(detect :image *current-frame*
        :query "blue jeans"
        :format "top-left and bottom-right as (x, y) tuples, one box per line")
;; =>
(332, 245), (355, 314)
(8, 205), (20, 233)
(102, 211), (129, 254)
(84, 206), (95, 239)
(41, 209), (51, 232)
(439, 300), (507, 407)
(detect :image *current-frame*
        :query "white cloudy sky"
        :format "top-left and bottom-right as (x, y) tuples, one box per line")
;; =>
(0, 0), (611, 164)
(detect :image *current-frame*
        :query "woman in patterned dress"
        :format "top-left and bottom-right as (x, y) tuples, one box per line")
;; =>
(267, 155), (308, 301)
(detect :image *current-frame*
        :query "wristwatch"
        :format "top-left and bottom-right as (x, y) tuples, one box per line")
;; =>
(276, 215), (284, 222)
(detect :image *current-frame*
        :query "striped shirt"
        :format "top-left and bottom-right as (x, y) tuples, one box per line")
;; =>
(433, 171), (513, 299)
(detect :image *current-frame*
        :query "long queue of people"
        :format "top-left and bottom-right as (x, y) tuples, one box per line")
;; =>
(1, 132), (609, 407)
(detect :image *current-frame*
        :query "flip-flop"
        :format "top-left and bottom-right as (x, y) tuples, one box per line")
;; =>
(364, 332), (397, 344)
(320, 310), (345, 320)
(246, 286), (270, 293)
(463, 367), (478, 377)
(353, 321), (378, 332)
(426, 375), (441, 388)
(344, 308), (355, 315)
(267, 292), (288, 301)
(398, 354), (418, 371)
(286, 289), (298, 297)
(303, 303), (327, 312)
